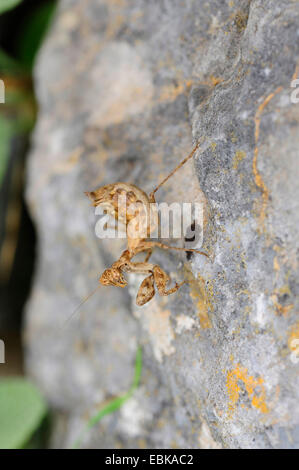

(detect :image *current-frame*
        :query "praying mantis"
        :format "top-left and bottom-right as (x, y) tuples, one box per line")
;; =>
(85, 141), (208, 306)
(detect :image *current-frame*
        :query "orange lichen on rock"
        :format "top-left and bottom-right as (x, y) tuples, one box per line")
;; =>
(271, 294), (294, 317)
(159, 79), (193, 103)
(253, 86), (282, 230)
(232, 150), (246, 170)
(226, 364), (269, 417)
(209, 75), (223, 87)
(291, 61), (299, 81)
(270, 284), (293, 317)
(288, 322), (299, 351)
(185, 269), (214, 329)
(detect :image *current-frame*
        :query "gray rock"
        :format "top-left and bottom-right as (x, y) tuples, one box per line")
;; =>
(25, 0), (299, 448)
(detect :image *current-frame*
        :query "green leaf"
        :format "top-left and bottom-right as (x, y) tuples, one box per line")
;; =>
(0, 81), (35, 185)
(0, 115), (14, 185)
(0, 0), (23, 15)
(0, 378), (47, 449)
(73, 346), (143, 449)
(17, 1), (57, 69)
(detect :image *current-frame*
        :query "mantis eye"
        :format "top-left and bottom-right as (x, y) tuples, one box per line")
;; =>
(126, 191), (137, 203)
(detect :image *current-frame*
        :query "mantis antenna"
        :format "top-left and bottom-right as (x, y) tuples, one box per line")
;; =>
(149, 140), (201, 199)
(61, 285), (100, 330)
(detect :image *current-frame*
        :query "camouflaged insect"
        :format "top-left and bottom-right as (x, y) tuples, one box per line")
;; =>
(85, 142), (208, 306)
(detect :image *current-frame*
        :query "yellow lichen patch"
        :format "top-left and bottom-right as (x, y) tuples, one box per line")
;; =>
(234, 11), (249, 33)
(270, 284), (293, 316)
(236, 287), (250, 298)
(137, 438), (147, 449)
(52, 146), (83, 174)
(273, 256), (280, 272)
(253, 86), (282, 230)
(158, 79), (193, 103)
(193, 75), (224, 88)
(210, 75), (223, 87)
(292, 61), (299, 81)
(273, 244), (283, 253)
(232, 150), (246, 170)
(226, 364), (269, 417)
(210, 142), (217, 153)
(230, 131), (237, 143)
(184, 268), (214, 329)
(278, 284), (291, 297)
(287, 322), (299, 351)
(105, 14), (125, 40)
(104, 0), (126, 6)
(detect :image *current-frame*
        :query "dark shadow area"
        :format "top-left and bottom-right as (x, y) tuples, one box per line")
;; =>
(0, 0), (56, 376)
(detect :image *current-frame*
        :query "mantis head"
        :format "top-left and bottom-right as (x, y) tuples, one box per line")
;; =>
(99, 267), (128, 288)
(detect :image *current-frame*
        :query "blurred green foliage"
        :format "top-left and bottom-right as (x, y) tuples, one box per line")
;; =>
(18, 2), (56, 69)
(0, 0), (56, 187)
(0, 0), (23, 15)
(0, 0), (56, 448)
(0, 48), (22, 75)
(0, 115), (14, 186)
(73, 347), (143, 449)
(0, 378), (47, 449)
(0, 1), (57, 282)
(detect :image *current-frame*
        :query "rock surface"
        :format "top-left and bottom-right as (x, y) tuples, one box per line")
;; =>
(25, 0), (299, 448)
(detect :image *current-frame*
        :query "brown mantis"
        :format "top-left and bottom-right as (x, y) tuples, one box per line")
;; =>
(84, 141), (208, 307)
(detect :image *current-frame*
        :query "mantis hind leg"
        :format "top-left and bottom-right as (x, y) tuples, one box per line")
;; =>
(144, 248), (152, 262)
(136, 241), (208, 259)
(144, 241), (209, 258)
(153, 265), (185, 296)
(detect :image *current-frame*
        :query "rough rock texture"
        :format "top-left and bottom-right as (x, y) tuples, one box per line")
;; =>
(25, 0), (299, 448)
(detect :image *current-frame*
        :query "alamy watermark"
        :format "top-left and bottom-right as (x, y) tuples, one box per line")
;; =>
(0, 79), (5, 104)
(290, 79), (299, 104)
(290, 339), (299, 364)
(94, 196), (204, 249)
(0, 339), (5, 363)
